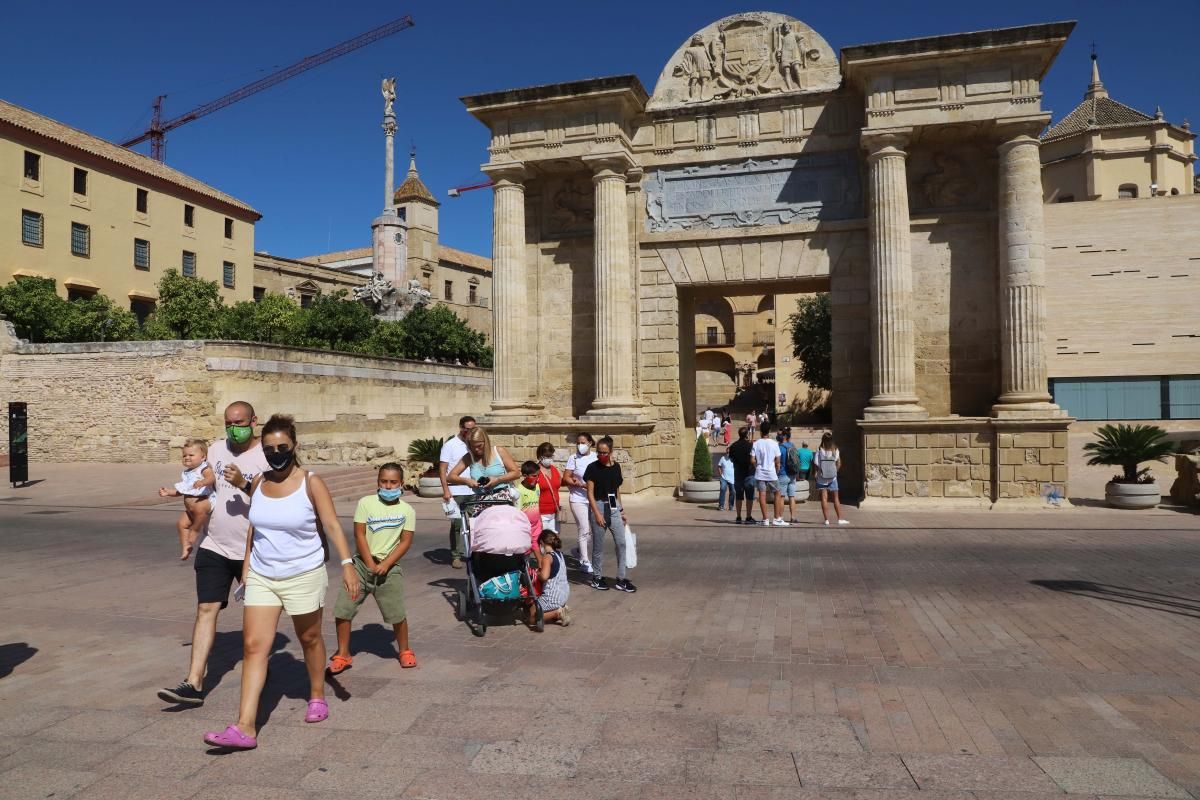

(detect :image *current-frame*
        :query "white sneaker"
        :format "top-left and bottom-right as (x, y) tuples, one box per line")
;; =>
(823, 520), (830, 526)
(837, 519), (850, 526)
(760, 519), (770, 526)
(772, 518), (789, 526)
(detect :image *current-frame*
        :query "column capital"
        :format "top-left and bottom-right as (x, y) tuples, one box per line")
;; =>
(481, 160), (528, 184)
(583, 150), (636, 178)
(994, 114), (1051, 148)
(861, 128), (912, 159)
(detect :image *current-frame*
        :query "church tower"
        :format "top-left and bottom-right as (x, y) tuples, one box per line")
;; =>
(394, 149), (440, 288)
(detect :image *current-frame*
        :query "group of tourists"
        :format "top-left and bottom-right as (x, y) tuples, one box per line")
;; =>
(156, 403), (638, 751)
(719, 423), (847, 527)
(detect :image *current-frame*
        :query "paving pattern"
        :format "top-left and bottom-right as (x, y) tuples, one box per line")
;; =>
(1, 491), (1199, 800)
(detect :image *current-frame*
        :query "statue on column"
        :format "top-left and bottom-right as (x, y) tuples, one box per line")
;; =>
(381, 77), (396, 116)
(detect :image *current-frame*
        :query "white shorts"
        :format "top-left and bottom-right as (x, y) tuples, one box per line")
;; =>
(244, 565), (328, 616)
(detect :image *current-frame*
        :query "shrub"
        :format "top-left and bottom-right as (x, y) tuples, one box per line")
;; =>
(221, 293), (302, 345)
(692, 434), (714, 481)
(0, 276), (138, 343)
(149, 269), (225, 339)
(1083, 423), (1175, 483)
(407, 437), (445, 476)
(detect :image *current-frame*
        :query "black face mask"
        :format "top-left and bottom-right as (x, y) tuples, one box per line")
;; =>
(265, 449), (295, 471)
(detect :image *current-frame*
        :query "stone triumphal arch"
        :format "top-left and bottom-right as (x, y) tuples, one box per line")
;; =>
(463, 13), (1075, 505)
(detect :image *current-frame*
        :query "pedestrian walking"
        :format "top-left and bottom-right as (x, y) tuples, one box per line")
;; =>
(585, 437), (636, 593)
(439, 415), (476, 569)
(563, 432), (597, 574)
(816, 432), (849, 526)
(157, 401), (268, 708)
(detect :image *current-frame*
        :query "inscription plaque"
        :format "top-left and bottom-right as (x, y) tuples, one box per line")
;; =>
(644, 152), (861, 232)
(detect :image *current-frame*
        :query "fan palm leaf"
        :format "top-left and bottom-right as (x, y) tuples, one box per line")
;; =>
(1082, 424), (1174, 482)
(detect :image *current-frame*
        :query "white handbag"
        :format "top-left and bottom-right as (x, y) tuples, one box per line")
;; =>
(624, 525), (638, 569)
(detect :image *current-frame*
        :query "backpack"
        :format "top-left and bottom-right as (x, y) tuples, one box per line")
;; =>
(786, 444), (804, 477)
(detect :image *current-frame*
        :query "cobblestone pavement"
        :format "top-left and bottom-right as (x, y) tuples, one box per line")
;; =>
(1, 490), (1198, 800)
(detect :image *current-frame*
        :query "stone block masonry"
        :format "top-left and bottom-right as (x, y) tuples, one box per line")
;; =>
(0, 334), (491, 464)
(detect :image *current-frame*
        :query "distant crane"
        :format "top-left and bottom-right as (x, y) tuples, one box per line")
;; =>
(122, 14), (415, 161)
(447, 180), (493, 198)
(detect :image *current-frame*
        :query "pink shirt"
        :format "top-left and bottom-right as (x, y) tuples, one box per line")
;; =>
(198, 439), (269, 560)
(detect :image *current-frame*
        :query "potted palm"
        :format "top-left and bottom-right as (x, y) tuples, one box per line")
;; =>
(407, 437), (446, 498)
(681, 435), (721, 503)
(1083, 424), (1175, 509)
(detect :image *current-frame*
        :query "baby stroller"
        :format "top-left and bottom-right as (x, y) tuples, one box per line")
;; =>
(455, 484), (544, 636)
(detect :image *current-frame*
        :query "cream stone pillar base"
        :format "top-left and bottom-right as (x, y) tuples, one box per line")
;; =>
(863, 129), (926, 421)
(583, 152), (645, 419)
(993, 119), (1060, 419)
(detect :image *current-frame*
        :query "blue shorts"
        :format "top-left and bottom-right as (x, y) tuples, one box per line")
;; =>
(776, 474), (796, 497)
(816, 477), (839, 493)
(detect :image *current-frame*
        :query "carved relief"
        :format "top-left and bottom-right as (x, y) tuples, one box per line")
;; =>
(544, 177), (594, 237)
(648, 13), (840, 111)
(920, 155), (975, 207)
(907, 145), (990, 212)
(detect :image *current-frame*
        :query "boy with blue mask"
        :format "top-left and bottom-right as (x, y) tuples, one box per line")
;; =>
(329, 462), (417, 673)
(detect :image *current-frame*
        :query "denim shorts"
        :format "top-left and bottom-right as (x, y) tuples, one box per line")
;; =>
(816, 477), (840, 493)
(776, 474), (796, 497)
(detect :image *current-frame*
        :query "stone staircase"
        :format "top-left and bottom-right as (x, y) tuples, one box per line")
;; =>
(313, 466), (380, 500)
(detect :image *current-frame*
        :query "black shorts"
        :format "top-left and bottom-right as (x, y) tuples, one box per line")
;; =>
(194, 547), (244, 609)
(734, 476), (755, 502)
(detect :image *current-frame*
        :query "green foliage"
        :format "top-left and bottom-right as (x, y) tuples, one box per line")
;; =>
(788, 293), (832, 392)
(407, 437), (445, 464)
(150, 269), (225, 339)
(692, 434), (713, 481)
(393, 304), (492, 366)
(221, 293), (301, 345)
(0, 276), (138, 343)
(1083, 423), (1175, 483)
(290, 290), (376, 352)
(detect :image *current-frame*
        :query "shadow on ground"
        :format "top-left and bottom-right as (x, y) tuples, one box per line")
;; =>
(0, 642), (37, 679)
(1032, 579), (1200, 619)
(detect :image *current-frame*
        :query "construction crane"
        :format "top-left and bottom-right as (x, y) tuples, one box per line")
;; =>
(447, 180), (493, 198)
(122, 14), (415, 161)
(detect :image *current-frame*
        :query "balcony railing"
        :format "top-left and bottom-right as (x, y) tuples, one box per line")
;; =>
(752, 331), (775, 346)
(696, 332), (733, 347)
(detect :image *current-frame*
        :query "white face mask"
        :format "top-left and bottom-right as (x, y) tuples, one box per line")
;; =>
(540, 457), (554, 467)
(577, 443), (590, 456)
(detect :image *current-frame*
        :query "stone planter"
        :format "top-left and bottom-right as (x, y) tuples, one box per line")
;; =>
(417, 475), (444, 498)
(1104, 481), (1160, 510)
(680, 479), (721, 503)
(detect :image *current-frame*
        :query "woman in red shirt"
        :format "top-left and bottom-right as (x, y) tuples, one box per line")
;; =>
(535, 442), (562, 534)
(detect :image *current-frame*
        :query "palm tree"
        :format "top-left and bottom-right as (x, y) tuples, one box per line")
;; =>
(1082, 424), (1174, 483)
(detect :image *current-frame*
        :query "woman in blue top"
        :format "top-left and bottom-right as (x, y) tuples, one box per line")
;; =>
(449, 426), (520, 497)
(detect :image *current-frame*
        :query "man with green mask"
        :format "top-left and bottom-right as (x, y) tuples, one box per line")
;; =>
(158, 400), (269, 707)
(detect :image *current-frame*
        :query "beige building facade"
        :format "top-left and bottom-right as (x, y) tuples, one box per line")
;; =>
(463, 14), (1080, 505)
(252, 252), (367, 306)
(0, 99), (259, 318)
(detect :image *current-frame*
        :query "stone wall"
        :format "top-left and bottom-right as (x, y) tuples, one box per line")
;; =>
(0, 332), (492, 464)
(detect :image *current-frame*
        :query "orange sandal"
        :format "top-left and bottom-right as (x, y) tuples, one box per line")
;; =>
(399, 650), (417, 668)
(327, 654), (353, 675)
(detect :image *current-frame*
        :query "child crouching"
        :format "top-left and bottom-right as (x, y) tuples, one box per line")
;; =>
(158, 438), (215, 560)
(528, 530), (571, 630)
(328, 463), (417, 673)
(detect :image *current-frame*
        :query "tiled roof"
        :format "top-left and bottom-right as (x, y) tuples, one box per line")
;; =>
(302, 244), (490, 272)
(1042, 95), (1156, 142)
(0, 98), (259, 218)
(394, 173), (439, 206)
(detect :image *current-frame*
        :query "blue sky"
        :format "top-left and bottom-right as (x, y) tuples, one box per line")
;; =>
(3, 1), (1195, 259)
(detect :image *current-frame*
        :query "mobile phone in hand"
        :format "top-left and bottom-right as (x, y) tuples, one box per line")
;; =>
(233, 584), (245, 603)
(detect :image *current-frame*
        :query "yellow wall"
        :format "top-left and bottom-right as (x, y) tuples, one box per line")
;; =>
(1, 131), (256, 308)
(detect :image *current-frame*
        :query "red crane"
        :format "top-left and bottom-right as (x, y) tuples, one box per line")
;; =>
(122, 14), (415, 161)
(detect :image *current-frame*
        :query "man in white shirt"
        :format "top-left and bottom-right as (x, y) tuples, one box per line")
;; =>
(751, 423), (788, 527)
(439, 415), (476, 569)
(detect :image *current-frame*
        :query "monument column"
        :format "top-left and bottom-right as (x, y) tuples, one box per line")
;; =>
(994, 119), (1058, 414)
(863, 130), (925, 419)
(584, 153), (642, 418)
(483, 161), (538, 416)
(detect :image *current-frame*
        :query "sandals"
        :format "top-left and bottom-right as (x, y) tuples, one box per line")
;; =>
(399, 650), (417, 668)
(305, 699), (329, 723)
(327, 654), (353, 675)
(203, 725), (257, 750)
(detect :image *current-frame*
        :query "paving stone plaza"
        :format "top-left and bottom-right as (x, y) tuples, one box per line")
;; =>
(1, 478), (1198, 800)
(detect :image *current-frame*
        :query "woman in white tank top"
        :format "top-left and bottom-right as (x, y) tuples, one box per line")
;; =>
(202, 414), (360, 751)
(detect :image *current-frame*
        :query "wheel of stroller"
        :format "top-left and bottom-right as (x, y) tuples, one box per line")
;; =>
(474, 605), (487, 637)
(535, 604), (544, 633)
(456, 590), (467, 621)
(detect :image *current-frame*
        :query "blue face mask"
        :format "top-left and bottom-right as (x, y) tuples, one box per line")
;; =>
(378, 487), (403, 501)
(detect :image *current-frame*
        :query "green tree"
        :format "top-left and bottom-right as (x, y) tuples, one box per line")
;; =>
(0, 277), (137, 343)
(65, 293), (140, 342)
(692, 434), (714, 481)
(360, 319), (407, 358)
(222, 293), (302, 345)
(291, 290), (377, 352)
(394, 304), (492, 365)
(147, 269), (226, 339)
(787, 293), (832, 391)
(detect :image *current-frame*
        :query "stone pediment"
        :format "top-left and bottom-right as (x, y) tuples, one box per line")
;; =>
(648, 12), (840, 112)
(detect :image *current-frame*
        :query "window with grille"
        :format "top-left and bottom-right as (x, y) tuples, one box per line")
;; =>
(223, 261), (235, 288)
(253, 287), (265, 302)
(182, 250), (196, 277)
(184, 205), (195, 228)
(1118, 184), (1138, 199)
(23, 151), (40, 181)
(71, 223), (90, 257)
(444, 280), (453, 301)
(73, 168), (88, 196)
(134, 238), (150, 269)
(67, 287), (96, 302)
(136, 188), (148, 213)
(21, 210), (43, 246)
(224, 218), (233, 239)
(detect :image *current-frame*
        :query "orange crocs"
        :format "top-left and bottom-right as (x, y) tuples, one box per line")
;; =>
(399, 650), (417, 668)
(327, 654), (353, 675)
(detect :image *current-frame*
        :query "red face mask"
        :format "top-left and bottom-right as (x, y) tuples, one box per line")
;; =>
(597, 453), (611, 465)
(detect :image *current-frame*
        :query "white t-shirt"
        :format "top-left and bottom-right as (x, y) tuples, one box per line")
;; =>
(703, 409), (714, 423)
(200, 439), (270, 560)
(752, 438), (781, 482)
(565, 451), (598, 502)
(440, 435), (471, 497)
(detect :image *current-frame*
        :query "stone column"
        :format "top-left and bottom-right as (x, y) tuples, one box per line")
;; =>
(995, 121), (1058, 415)
(584, 153), (642, 418)
(483, 162), (537, 416)
(383, 115), (396, 212)
(863, 130), (926, 419)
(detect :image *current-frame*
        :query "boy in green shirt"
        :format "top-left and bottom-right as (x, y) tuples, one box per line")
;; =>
(329, 463), (417, 672)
